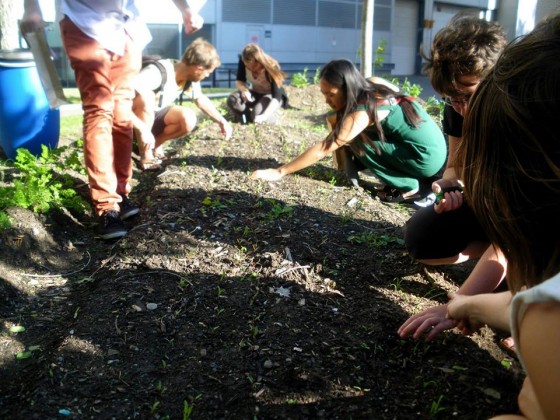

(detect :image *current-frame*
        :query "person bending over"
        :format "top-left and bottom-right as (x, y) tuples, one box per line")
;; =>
(446, 13), (560, 418)
(250, 59), (446, 202)
(399, 12), (510, 342)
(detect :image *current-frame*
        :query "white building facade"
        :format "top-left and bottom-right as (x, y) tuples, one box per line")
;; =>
(149, 0), (558, 76)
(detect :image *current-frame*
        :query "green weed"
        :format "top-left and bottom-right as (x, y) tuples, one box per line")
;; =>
(374, 38), (388, 72)
(390, 77), (423, 98)
(347, 231), (404, 248)
(149, 400), (160, 414)
(0, 212), (11, 230)
(0, 146), (89, 230)
(183, 400), (193, 420)
(312, 67), (321, 84)
(201, 196), (228, 209)
(155, 380), (168, 395)
(429, 395), (446, 416)
(266, 200), (294, 220)
(291, 69), (309, 88)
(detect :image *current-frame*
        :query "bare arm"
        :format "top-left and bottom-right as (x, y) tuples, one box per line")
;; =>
(194, 95), (233, 140)
(447, 291), (512, 333)
(235, 81), (254, 103)
(398, 246), (507, 340)
(432, 135), (464, 212)
(131, 89), (157, 153)
(456, 246), (507, 295)
(172, 0), (206, 34)
(21, 0), (44, 32)
(251, 110), (370, 180)
(518, 302), (560, 419)
(445, 135), (461, 174)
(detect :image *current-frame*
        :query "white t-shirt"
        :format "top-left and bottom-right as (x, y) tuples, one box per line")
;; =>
(135, 59), (202, 110)
(60, 0), (152, 55)
(510, 271), (560, 369)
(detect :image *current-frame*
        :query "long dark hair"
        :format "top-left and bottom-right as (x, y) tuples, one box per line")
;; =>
(320, 59), (423, 155)
(459, 13), (560, 291)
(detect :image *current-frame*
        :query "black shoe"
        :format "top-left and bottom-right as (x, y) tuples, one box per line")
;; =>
(98, 210), (127, 240)
(119, 195), (140, 220)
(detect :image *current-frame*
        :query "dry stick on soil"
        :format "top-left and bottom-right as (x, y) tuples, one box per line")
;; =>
(276, 265), (311, 276)
(422, 266), (437, 284)
(21, 251), (92, 278)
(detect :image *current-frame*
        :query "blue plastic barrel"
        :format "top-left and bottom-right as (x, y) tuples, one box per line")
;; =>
(0, 49), (60, 159)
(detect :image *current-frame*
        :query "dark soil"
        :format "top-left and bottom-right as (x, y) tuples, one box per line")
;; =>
(0, 85), (522, 419)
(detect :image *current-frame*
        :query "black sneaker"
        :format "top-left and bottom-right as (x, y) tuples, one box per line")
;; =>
(119, 195), (140, 220)
(98, 210), (127, 240)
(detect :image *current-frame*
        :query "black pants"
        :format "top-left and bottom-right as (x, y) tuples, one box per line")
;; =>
(404, 203), (488, 260)
(226, 90), (279, 124)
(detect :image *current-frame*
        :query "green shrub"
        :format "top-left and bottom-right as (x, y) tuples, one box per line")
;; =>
(291, 69), (309, 88)
(390, 77), (423, 98)
(0, 146), (90, 230)
(374, 38), (388, 72)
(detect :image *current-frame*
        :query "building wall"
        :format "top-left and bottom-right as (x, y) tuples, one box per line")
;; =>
(215, 0), (393, 69)
(392, 0), (420, 75)
(22, 0), (547, 86)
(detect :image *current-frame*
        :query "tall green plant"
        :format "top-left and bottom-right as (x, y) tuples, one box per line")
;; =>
(373, 38), (388, 73)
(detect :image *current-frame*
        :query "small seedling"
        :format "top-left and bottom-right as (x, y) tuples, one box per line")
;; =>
(183, 400), (193, 420)
(429, 395), (446, 416)
(266, 201), (294, 220)
(155, 380), (168, 395)
(149, 400), (160, 414)
(347, 231), (403, 248)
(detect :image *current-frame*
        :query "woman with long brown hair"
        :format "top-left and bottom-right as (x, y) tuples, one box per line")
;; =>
(227, 43), (287, 124)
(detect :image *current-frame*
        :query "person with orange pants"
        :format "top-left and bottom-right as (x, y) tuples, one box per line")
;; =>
(21, 0), (205, 240)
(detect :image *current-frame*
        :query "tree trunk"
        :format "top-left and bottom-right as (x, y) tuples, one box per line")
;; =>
(0, 1), (20, 50)
(360, 0), (374, 77)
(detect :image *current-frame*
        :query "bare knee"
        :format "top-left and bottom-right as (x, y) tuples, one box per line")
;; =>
(181, 109), (197, 134)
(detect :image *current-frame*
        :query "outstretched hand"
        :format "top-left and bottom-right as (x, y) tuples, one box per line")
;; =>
(250, 168), (284, 181)
(398, 304), (459, 341)
(219, 120), (233, 140)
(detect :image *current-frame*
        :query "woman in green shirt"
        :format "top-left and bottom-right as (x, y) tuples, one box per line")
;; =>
(251, 59), (446, 201)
